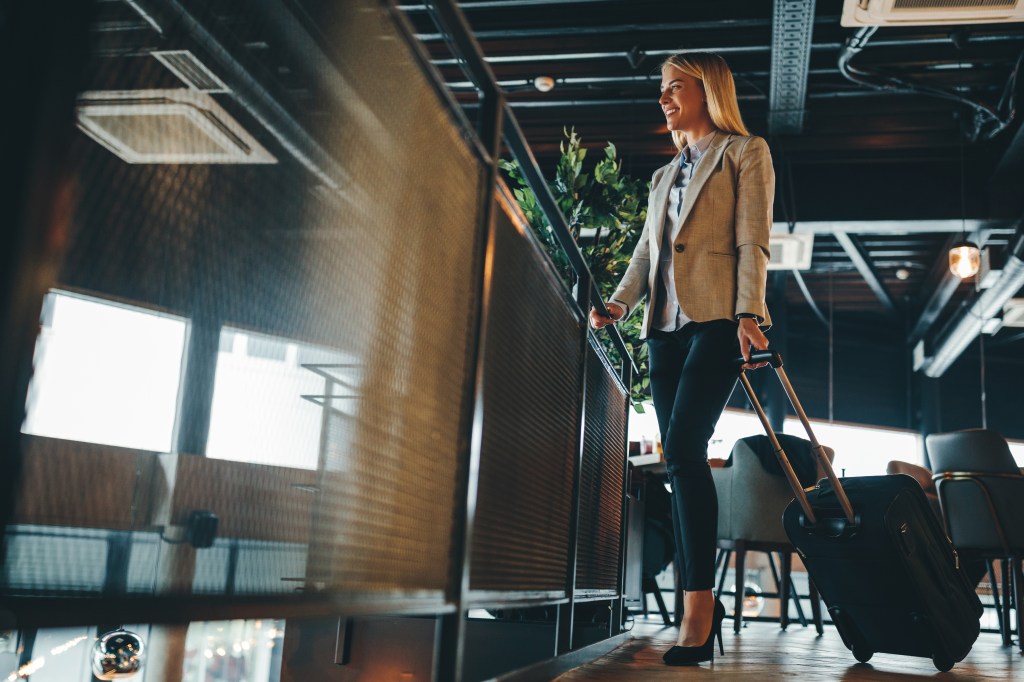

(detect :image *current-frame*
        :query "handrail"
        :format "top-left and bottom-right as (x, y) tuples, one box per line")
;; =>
(420, 0), (637, 377)
(502, 112), (637, 374)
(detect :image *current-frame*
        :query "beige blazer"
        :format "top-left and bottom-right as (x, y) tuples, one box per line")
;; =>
(611, 132), (774, 339)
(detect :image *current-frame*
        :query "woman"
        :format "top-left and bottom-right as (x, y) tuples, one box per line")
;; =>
(591, 52), (774, 666)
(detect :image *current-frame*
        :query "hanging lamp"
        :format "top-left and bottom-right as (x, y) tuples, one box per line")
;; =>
(949, 117), (980, 279)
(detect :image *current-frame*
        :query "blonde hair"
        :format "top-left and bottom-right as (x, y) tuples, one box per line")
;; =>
(661, 52), (749, 150)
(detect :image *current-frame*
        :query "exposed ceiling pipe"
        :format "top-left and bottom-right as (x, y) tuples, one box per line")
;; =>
(419, 18), (770, 41)
(415, 17), (840, 42)
(838, 26), (1022, 140)
(429, 34), (1024, 67)
(923, 224), (1024, 377)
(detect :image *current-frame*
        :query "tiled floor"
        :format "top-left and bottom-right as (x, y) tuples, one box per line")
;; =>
(555, 618), (1022, 680)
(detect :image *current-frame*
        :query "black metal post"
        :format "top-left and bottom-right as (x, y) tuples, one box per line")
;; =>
(919, 374), (942, 469)
(557, 273), (593, 655)
(611, 359), (634, 633)
(173, 316), (221, 456)
(765, 272), (789, 433)
(420, 2), (506, 679)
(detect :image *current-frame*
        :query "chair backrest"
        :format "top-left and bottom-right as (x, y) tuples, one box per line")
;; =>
(926, 429), (1019, 475)
(731, 434), (834, 476)
(925, 429), (1024, 553)
(886, 460), (935, 493)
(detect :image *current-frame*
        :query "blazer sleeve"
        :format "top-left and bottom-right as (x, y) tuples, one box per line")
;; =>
(733, 136), (774, 321)
(610, 169), (662, 317)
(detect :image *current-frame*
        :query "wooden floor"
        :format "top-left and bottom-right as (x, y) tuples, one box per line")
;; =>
(554, 618), (1022, 681)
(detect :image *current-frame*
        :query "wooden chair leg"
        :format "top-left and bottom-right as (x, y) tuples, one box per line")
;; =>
(768, 551), (806, 627)
(809, 577), (823, 636)
(779, 551), (792, 631)
(734, 542), (746, 634)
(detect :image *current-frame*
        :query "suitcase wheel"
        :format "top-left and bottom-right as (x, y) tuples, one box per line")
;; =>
(853, 646), (873, 664)
(932, 655), (954, 673)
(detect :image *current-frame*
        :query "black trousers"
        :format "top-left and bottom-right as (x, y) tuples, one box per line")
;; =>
(647, 319), (740, 591)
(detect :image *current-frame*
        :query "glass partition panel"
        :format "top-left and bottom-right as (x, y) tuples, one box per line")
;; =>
(5, 0), (484, 620)
(22, 291), (187, 453)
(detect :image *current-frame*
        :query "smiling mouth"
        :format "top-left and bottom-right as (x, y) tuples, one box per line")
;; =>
(664, 108), (679, 116)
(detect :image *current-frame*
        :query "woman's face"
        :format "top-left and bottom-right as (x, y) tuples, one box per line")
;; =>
(659, 66), (707, 132)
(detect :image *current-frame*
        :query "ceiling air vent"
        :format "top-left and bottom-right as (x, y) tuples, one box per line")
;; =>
(842, 0), (1024, 26)
(76, 89), (276, 165)
(152, 50), (230, 93)
(767, 233), (814, 270)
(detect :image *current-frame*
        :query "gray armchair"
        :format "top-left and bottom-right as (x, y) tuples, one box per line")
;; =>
(927, 428), (1024, 650)
(713, 435), (834, 634)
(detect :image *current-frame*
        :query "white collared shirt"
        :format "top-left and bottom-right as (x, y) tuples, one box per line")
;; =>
(653, 130), (717, 332)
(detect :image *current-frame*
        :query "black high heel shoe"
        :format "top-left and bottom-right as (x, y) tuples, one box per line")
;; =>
(663, 598), (726, 666)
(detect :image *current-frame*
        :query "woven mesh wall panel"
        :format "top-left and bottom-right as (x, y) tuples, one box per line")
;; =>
(469, 199), (584, 595)
(7, 0), (481, 602)
(575, 340), (628, 591)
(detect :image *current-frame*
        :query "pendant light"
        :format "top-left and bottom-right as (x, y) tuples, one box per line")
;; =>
(949, 240), (981, 279)
(949, 115), (980, 279)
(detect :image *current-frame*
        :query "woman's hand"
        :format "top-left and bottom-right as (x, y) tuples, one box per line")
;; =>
(738, 317), (769, 369)
(590, 302), (624, 329)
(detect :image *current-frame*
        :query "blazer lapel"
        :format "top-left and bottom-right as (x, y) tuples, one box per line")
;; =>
(676, 132), (730, 230)
(650, 155), (680, 249)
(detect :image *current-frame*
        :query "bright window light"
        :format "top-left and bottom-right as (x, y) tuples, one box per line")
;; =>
(630, 400), (925, 478)
(783, 419), (922, 478)
(22, 291), (187, 452)
(205, 328), (353, 469)
(708, 409), (763, 461)
(1007, 440), (1024, 468)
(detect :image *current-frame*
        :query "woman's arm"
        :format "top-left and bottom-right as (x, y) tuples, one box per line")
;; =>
(735, 136), (775, 365)
(599, 169), (663, 325)
(733, 136), (774, 322)
(591, 218), (650, 328)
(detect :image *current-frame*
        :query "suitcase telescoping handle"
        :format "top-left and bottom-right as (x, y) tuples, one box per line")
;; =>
(736, 350), (856, 525)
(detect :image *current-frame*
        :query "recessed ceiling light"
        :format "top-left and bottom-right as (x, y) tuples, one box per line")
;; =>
(533, 76), (555, 92)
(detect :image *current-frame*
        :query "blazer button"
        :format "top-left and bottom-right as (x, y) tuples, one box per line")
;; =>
(674, 243), (685, 253)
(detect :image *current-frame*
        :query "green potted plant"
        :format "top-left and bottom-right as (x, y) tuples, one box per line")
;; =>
(500, 128), (651, 406)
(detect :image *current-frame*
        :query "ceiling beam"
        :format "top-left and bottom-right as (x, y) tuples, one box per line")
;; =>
(779, 220), (1015, 235)
(833, 232), (900, 316)
(416, 18), (776, 42)
(429, 34), (1024, 66)
(400, 0), (618, 10)
(768, 0), (815, 134)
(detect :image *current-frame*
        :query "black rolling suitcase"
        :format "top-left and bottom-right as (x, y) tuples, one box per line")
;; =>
(737, 351), (983, 672)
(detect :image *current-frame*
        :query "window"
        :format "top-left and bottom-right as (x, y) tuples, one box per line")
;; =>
(205, 328), (355, 469)
(783, 418), (922, 478)
(22, 291), (187, 452)
(630, 401), (924, 477)
(1007, 440), (1024, 467)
